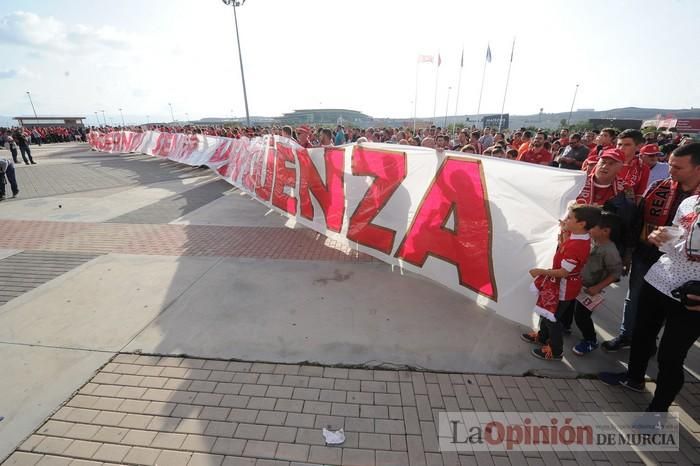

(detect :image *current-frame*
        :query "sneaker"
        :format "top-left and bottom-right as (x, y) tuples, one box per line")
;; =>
(602, 335), (631, 352)
(620, 378), (646, 393)
(30, 161), (37, 164)
(599, 372), (645, 392)
(573, 339), (599, 356)
(531, 345), (562, 361)
(521, 330), (544, 345)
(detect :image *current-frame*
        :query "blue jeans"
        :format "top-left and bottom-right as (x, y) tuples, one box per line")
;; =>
(0, 161), (18, 197)
(619, 252), (654, 339)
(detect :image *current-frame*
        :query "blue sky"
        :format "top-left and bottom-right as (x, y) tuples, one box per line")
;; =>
(1, 0), (698, 125)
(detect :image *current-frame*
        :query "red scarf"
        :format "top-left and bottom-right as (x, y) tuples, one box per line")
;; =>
(621, 156), (645, 199)
(532, 275), (560, 321)
(643, 179), (700, 241)
(577, 172), (623, 205)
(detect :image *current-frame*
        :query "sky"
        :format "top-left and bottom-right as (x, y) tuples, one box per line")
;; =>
(1, 0), (698, 126)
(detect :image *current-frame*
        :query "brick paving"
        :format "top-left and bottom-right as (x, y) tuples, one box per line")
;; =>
(0, 251), (100, 305)
(4, 354), (699, 466)
(0, 220), (371, 262)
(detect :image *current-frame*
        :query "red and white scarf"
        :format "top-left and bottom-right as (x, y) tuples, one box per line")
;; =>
(576, 172), (623, 205)
(531, 275), (560, 322)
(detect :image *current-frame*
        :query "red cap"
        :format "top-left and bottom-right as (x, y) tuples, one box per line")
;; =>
(640, 143), (661, 155)
(296, 125), (311, 135)
(599, 148), (625, 163)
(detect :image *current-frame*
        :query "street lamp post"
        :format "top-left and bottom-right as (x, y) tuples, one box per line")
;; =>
(94, 111), (100, 127)
(118, 108), (125, 127)
(26, 91), (38, 118)
(222, 0), (250, 127)
(168, 103), (175, 122)
(567, 83), (580, 125)
(100, 110), (107, 126)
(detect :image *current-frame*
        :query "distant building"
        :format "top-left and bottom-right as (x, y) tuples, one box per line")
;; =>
(14, 116), (86, 128)
(588, 118), (643, 131)
(277, 109), (372, 127)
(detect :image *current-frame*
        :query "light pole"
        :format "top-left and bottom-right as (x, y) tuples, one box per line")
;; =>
(168, 103), (175, 122)
(100, 110), (107, 126)
(567, 83), (580, 125)
(443, 86), (452, 130)
(118, 108), (125, 126)
(26, 91), (38, 118)
(222, 0), (250, 127)
(94, 111), (100, 127)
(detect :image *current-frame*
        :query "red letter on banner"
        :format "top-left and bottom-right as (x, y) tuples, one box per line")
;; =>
(252, 140), (274, 201)
(346, 146), (406, 254)
(395, 157), (496, 299)
(297, 147), (345, 232)
(272, 143), (297, 215)
(209, 140), (233, 164)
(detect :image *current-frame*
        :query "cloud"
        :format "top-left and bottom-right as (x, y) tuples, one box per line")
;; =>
(0, 67), (38, 80)
(0, 11), (132, 54)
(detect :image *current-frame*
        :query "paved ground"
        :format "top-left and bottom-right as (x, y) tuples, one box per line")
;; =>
(0, 143), (698, 465)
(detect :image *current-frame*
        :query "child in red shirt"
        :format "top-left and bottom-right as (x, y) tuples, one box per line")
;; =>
(521, 204), (602, 360)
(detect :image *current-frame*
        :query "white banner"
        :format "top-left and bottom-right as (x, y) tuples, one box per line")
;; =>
(90, 131), (585, 326)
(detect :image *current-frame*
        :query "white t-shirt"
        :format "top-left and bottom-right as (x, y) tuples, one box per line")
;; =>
(645, 195), (700, 301)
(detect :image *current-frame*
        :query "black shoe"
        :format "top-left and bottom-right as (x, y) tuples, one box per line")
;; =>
(599, 371), (645, 392)
(30, 161), (37, 164)
(531, 345), (563, 361)
(602, 335), (631, 352)
(12, 193), (17, 198)
(521, 331), (544, 345)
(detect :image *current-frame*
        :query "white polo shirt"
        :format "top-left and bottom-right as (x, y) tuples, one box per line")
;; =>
(645, 195), (700, 301)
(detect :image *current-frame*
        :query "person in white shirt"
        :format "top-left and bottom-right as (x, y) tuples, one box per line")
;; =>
(640, 143), (669, 189)
(600, 194), (700, 412)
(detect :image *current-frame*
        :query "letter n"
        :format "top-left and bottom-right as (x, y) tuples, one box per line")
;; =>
(298, 147), (345, 232)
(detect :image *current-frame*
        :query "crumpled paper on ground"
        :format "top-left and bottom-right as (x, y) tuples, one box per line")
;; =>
(322, 427), (345, 445)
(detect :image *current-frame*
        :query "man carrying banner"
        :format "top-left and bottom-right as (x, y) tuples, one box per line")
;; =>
(603, 143), (700, 351)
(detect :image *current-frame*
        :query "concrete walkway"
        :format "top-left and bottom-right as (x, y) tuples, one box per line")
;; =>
(0, 143), (698, 465)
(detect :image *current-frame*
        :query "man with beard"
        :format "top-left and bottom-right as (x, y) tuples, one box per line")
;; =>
(603, 143), (700, 352)
(558, 133), (590, 170)
(517, 132), (553, 165)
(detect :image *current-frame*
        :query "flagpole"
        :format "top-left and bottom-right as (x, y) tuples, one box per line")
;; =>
(452, 46), (464, 138)
(432, 52), (440, 124)
(413, 60), (419, 133)
(498, 38), (515, 132)
(475, 43), (489, 129)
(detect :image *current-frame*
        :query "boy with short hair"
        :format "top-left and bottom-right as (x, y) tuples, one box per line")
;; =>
(521, 204), (601, 360)
(572, 211), (623, 355)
